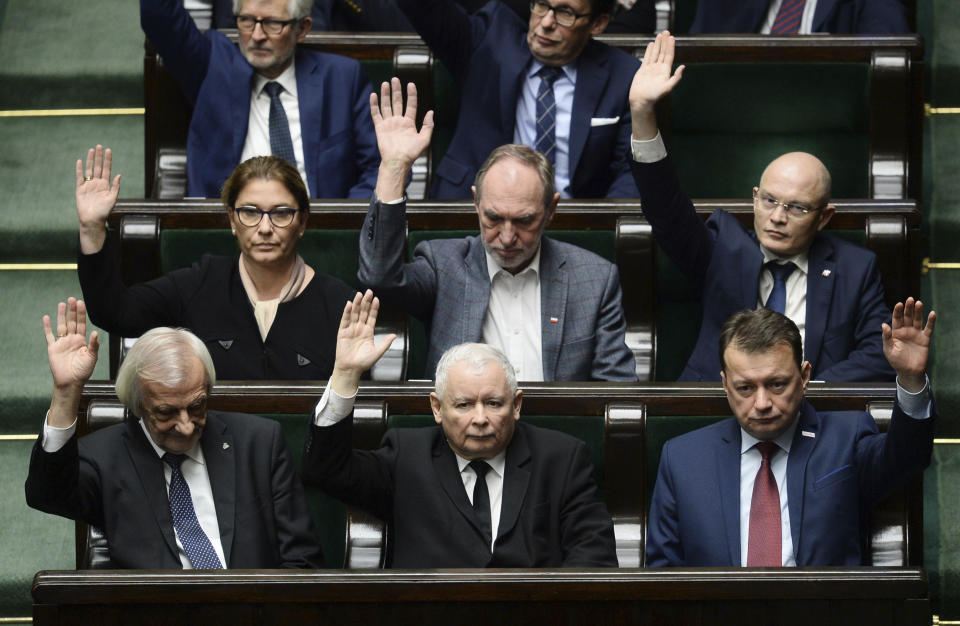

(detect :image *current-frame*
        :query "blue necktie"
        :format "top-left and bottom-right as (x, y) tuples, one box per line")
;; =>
(764, 261), (796, 315)
(535, 67), (564, 164)
(163, 453), (224, 569)
(770, 0), (806, 34)
(469, 460), (493, 549)
(264, 81), (297, 166)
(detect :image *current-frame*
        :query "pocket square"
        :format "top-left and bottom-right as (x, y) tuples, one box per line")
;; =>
(590, 116), (620, 127)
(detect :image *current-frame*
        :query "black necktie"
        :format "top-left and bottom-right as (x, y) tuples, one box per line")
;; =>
(264, 81), (297, 166)
(469, 460), (492, 548)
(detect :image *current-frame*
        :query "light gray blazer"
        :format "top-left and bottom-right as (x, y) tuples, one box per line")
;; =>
(358, 198), (637, 381)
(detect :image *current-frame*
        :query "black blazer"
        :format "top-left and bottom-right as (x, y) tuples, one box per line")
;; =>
(26, 412), (324, 569)
(304, 418), (618, 567)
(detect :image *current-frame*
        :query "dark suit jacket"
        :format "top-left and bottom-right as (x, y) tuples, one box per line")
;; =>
(689, 0), (909, 34)
(26, 412), (324, 569)
(397, 0), (641, 199)
(303, 418), (618, 567)
(142, 0), (379, 199)
(646, 400), (934, 566)
(358, 198), (637, 381)
(630, 157), (893, 382)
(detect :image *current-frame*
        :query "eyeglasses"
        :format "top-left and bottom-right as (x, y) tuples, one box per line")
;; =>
(235, 14), (299, 35)
(233, 206), (299, 228)
(529, 0), (593, 27)
(753, 189), (819, 219)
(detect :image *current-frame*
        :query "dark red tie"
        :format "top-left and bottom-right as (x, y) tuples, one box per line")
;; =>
(748, 441), (782, 566)
(770, 0), (806, 34)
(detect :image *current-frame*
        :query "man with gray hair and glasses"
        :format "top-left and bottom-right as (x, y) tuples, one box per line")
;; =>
(626, 32), (893, 382)
(140, 0), (378, 198)
(26, 298), (324, 569)
(303, 289), (617, 567)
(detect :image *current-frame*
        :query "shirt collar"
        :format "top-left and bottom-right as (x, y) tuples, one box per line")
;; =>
(252, 59), (298, 99)
(759, 244), (809, 276)
(455, 448), (508, 478)
(740, 412), (800, 456)
(138, 419), (205, 465)
(526, 58), (578, 85)
(484, 244), (542, 283)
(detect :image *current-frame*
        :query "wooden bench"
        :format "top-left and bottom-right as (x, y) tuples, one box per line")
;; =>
(102, 198), (921, 380)
(76, 381), (921, 570)
(143, 34), (922, 200)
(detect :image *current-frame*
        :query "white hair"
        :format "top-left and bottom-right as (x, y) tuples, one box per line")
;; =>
(115, 327), (216, 417)
(232, 0), (314, 20)
(434, 343), (518, 399)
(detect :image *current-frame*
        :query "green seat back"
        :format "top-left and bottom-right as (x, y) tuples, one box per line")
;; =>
(653, 227), (867, 381)
(669, 63), (870, 198)
(161, 229), (363, 289)
(359, 59), (394, 91)
(403, 229), (615, 379)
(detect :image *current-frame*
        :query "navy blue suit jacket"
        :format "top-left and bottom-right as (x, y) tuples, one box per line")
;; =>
(397, 0), (641, 199)
(142, 0), (379, 199)
(631, 157), (893, 382)
(689, 0), (909, 34)
(646, 400), (934, 566)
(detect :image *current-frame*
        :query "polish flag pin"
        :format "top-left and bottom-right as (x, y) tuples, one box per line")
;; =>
(550, 317), (559, 323)
(801, 430), (816, 438)
(822, 269), (831, 277)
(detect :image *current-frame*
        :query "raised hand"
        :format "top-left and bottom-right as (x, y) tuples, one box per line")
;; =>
(882, 297), (935, 393)
(76, 145), (121, 254)
(629, 31), (685, 140)
(43, 298), (100, 428)
(371, 78), (435, 201)
(329, 290), (396, 396)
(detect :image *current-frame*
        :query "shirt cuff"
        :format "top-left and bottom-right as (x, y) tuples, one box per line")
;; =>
(895, 375), (932, 420)
(313, 385), (358, 427)
(377, 195), (406, 205)
(630, 131), (668, 163)
(42, 411), (78, 452)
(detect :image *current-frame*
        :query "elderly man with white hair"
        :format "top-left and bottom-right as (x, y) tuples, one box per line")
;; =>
(25, 298), (324, 569)
(303, 289), (617, 567)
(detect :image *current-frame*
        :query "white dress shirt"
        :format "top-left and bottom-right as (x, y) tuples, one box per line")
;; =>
(41, 413), (226, 569)
(737, 380), (933, 566)
(760, 0), (819, 34)
(241, 61), (311, 195)
(481, 246), (544, 382)
(313, 386), (505, 550)
(514, 60), (576, 198)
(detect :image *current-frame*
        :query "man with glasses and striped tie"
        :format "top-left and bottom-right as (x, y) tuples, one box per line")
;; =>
(26, 298), (324, 569)
(626, 31), (895, 383)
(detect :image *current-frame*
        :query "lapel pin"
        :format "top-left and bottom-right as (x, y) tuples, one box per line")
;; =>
(822, 269), (831, 277)
(801, 430), (816, 438)
(550, 317), (559, 323)
(222, 442), (230, 450)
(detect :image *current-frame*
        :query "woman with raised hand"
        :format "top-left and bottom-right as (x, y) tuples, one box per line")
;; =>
(75, 145), (355, 379)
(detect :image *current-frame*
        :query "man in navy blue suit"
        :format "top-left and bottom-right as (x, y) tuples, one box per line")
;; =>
(688, 0), (909, 35)
(627, 32), (893, 382)
(646, 300), (935, 567)
(141, 0), (379, 199)
(396, 0), (641, 199)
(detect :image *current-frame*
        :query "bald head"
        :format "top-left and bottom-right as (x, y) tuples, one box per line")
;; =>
(760, 152), (832, 210)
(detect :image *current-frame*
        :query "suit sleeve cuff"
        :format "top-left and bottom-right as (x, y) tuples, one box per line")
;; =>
(42, 410), (78, 452)
(630, 131), (668, 163)
(313, 385), (358, 426)
(896, 375), (932, 420)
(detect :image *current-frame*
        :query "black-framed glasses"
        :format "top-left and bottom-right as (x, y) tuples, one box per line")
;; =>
(235, 14), (300, 35)
(529, 0), (593, 27)
(233, 205), (300, 228)
(753, 189), (819, 219)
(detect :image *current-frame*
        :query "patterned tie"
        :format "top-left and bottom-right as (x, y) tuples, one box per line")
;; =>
(770, 0), (806, 34)
(264, 81), (297, 166)
(764, 261), (796, 315)
(747, 441), (782, 566)
(469, 460), (493, 549)
(163, 453), (224, 569)
(535, 66), (564, 164)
